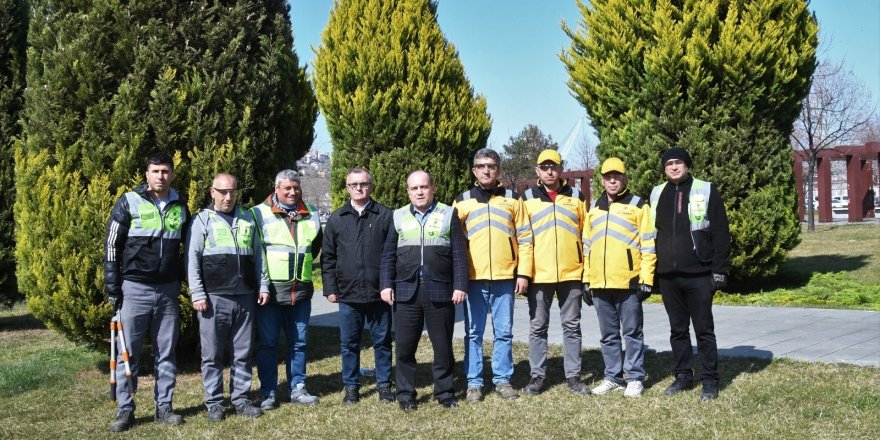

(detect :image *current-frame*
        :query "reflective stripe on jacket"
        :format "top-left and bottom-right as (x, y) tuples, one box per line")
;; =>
(453, 184), (533, 281)
(251, 199), (321, 304)
(521, 184), (585, 283)
(103, 184), (189, 295)
(650, 178), (711, 231)
(392, 202), (455, 284)
(582, 190), (656, 289)
(187, 207), (263, 302)
(650, 175), (731, 275)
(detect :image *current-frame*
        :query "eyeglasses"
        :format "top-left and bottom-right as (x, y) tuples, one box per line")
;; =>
(473, 163), (498, 171)
(212, 187), (239, 196)
(537, 164), (561, 171)
(346, 182), (372, 190)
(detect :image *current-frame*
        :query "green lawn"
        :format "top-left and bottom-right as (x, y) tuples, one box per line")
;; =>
(1, 303), (878, 439)
(651, 223), (880, 310)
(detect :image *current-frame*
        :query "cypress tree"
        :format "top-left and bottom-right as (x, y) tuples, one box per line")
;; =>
(501, 125), (560, 187)
(562, 0), (818, 279)
(313, 0), (491, 208)
(15, 0), (317, 345)
(0, 0), (27, 306)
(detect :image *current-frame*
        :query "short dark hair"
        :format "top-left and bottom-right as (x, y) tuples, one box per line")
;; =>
(145, 152), (174, 171)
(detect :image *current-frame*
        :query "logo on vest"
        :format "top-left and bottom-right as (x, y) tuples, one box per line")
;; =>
(691, 194), (707, 222)
(165, 208), (182, 231)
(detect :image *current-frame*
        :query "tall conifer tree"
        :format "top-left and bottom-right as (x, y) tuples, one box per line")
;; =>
(562, 0), (818, 279)
(15, 0), (317, 344)
(313, 0), (491, 208)
(0, 0), (27, 306)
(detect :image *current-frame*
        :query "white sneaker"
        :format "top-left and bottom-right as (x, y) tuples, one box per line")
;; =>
(291, 383), (319, 405)
(624, 380), (644, 397)
(591, 380), (624, 395)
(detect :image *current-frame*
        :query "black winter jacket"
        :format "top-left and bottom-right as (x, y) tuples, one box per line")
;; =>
(103, 185), (190, 295)
(321, 200), (393, 303)
(654, 175), (730, 276)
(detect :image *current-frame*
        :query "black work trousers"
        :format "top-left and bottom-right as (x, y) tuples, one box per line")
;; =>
(393, 284), (456, 402)
(658, 274), (719, 383)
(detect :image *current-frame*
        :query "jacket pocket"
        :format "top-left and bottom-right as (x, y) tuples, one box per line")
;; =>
(693, 229), (713, 263)
(508, 237), (516, 261)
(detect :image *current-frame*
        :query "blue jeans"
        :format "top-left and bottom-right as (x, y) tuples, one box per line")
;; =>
(463, 279), (515, 388)
(338, 301), (393, 387)
(255, 299), (311, 399)
(593, 289), (645, 383)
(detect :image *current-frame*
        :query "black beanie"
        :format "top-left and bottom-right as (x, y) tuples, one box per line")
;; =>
(661, 147), (692, 168)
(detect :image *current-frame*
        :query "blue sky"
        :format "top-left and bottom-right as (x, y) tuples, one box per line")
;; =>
(289, 0), (880, 155)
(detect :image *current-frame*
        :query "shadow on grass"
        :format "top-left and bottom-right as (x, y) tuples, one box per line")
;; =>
(0, 312), (47, 331)
(305, 327), (774, 400)
(94, 326), (773, 411)
(734, 254), (870, 293)
(637, 347), (772, 393)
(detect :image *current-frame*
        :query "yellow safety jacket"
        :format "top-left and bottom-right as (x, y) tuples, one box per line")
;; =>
(453, 184), (533, 281)
(521, 183), (585, 283)
(582, 189), (656, 289)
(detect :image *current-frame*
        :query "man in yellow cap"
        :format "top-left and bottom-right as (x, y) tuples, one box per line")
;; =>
(582, 157), (655, 398)
(520, 149), (590, 396)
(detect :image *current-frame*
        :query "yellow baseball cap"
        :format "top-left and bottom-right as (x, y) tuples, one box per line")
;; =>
(536, 149), (562, 165)
(600, 157), (626, 174)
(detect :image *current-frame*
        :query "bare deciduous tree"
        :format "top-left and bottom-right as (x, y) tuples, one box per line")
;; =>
(570, 129), (598, 172)
(791, 59), (875, 231)
(857, 114), (880, 144)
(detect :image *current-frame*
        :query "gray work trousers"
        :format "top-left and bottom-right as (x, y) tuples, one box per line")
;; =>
(527, 281), (583, 379)
(115, 280), (180, 411)
(197, 294), (256, 407)
(593, 289), (645, 383)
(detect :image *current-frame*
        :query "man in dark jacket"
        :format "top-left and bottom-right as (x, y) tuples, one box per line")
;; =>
(322, 167), (394, 405)
(650, 147), (731, 401)
(104, 152), (190, 432)
(380, 170), (468, 411)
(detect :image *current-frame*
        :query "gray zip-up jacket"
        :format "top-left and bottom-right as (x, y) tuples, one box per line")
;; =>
(186, 206), (269, 302)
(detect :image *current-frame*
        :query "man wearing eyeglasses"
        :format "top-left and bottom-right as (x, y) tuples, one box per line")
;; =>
(521, 149), (590, 396)
(321, 168), (394, 405)
(452, 148), (532, 404)
(186, 173), (265, 421)
(650, 147), (730, 401)
(251, 170), (323, 409)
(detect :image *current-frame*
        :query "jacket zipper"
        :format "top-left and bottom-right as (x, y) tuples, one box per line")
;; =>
(673, 184), (680, 272)
(230, 214), (241, 280)
(602, 196), (609, 288)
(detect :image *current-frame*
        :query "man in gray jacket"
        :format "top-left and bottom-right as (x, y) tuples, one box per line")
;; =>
(187, 173), (266, 421)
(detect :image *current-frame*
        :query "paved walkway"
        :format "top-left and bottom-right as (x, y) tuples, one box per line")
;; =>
(310, 290), (879, 367)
